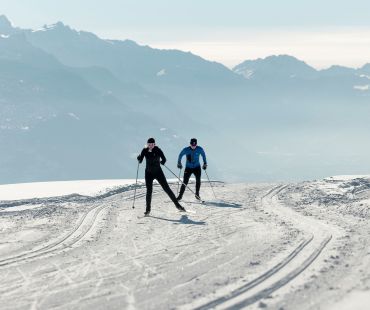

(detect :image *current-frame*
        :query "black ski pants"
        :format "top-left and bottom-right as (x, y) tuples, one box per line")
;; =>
(179, 166), (201, 197)
(145, 167), (180, 212)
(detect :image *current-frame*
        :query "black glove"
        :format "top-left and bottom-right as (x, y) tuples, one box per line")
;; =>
(177, 163), (183, 169)
(202, 163), (207, 170)
(160, 160), (166, 165)
(137, 155), (142, 163)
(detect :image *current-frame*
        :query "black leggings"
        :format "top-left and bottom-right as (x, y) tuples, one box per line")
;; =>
(179, 166), (201, 197)
(145, 168), (180, 212)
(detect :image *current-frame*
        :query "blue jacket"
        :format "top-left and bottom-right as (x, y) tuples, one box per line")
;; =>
(178, 146), (207, 169)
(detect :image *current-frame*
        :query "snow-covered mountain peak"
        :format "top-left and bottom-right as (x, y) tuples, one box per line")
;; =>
(31, 22), (99, 41)
(233, 54), (318, 80)
(0, 15), (15, 35)
(263, 54), (303, 64)
(0, 15), (12, 27)
(35, 21), (70, 32)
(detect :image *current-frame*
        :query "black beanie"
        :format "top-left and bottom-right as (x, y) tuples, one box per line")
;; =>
(147, 137), (155, 143)
(190, 138), (197, 145)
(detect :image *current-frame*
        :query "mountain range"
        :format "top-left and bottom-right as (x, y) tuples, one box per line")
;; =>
(0, 14), (369, 184)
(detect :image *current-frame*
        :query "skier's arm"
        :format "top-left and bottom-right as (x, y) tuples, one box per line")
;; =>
(137, 148), (145, 163)
(200, 148), (207, 165)
(159, 148), (166, 165)
(177, 148), (186, 165)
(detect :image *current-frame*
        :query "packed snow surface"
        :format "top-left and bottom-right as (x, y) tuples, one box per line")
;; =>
(0, 176), (369, 309)
(0, 179), (137, 201)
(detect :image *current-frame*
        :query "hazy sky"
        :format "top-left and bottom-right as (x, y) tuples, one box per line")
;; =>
(2, 0), (370, 68)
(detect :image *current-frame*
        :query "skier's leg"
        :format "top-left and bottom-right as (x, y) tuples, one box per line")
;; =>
(156, 169), (184, 209)
(178, 168), (191, 199)
(145, 170), (154, 213)
(194, 166), (202, 197)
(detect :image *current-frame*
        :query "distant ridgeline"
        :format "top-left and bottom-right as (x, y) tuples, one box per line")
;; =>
(0, 15), (369, 183)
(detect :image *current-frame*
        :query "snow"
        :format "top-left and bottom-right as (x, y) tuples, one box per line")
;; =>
(156, 69), (166, 76)
(32, 27), (49, 33)
(0, 204), (44, 212)
(328, 290), (370, 310)
(32, 28), (47, 32)
(31, 23), (59, 33)
(234, 68), (254, 79)
(68, 112), (80, 120)
(359, 74), (370, 80)
(324, 175), (370, 181)
(354, 85), (369, 91)
(0, 176), (370, 309)
(0, 34), (9, 38)
(0, 179), (136, 201)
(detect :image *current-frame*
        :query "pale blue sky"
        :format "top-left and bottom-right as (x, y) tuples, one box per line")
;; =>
(2, 0), (370, 68)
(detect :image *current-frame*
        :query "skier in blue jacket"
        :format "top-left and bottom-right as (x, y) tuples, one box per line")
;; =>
(177, 138), (207, 201)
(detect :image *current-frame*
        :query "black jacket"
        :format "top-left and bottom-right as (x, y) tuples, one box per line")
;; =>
(138, 146), (166, 171)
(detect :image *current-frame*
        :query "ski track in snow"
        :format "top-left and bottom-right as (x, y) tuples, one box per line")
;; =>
(0, 178), (369, 309)
(0, 186), (157, 268)
(188, 185), (336, 309)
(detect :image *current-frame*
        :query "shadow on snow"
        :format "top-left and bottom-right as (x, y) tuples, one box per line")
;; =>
(149, 214), (206, 225)
(204, 201), (242, 208)
(182, 200), (242, 208)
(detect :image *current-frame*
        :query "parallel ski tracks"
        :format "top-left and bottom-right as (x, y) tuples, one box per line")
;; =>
(193, 185), (333, 309)
(0, 187), (159, 268)
(0, 182), (335, 308)
(0, 181), (220, 269)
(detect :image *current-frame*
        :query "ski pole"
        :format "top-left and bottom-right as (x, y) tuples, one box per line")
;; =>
(204, 169), (217, 200)
(177, 168), (182, 195)
(163, 164), (198, 197)
(132, 161), (140, 209)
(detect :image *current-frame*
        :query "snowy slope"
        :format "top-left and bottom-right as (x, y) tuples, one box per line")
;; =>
(0, 179), (137, 201)
(0, 177), (370, 309)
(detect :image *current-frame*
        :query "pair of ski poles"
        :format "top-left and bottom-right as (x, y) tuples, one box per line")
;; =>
(172, 166), (217, 200)
(132, 163), (216, 209)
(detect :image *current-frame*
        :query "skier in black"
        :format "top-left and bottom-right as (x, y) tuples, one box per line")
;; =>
(137, 138), (186, 216)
